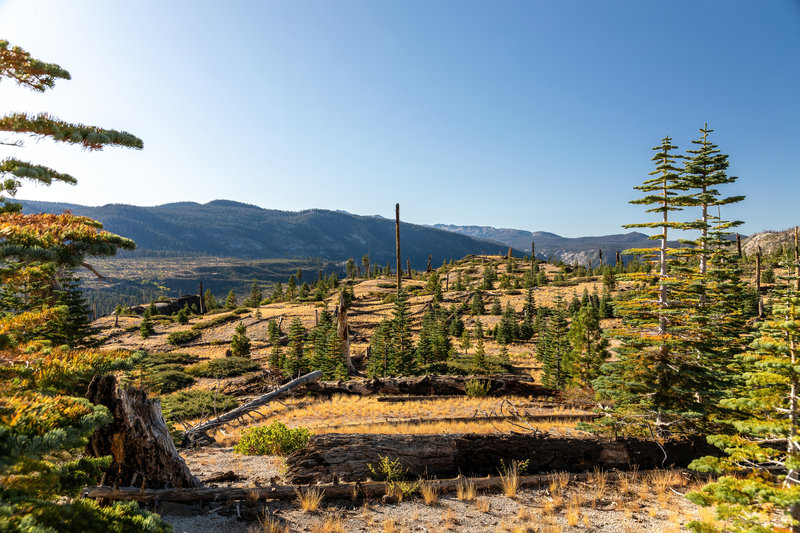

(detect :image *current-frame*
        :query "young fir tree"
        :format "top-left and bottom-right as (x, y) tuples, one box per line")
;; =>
(46, 271), (96, 346)
(203, 288), (218, 311)
(367, 319), (395, 377)
(490, 297), (502, 315)
(139, 308), (155, 338)
(230, 321), (251, 357)
(681, 124), (745, 274)
(537, 297), (571, 390)
(326, 328), (348, 380)
(687, 270), (800, 532)
(224, 289), (237, 309)
(470, 290), (485, 315)
(284, 318), (306, 377)
(472, 318), (487, 372)
(567, 305), (608, 388)
(495, 302), (518, 345)
(175, 304), (190, 325)
(244, 280), (262, 307)
(391, 289), (415, 375)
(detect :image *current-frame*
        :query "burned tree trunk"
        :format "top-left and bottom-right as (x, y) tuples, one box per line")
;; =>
(337, 291), (357, 374)
(406, 257), (411, 278)
(426, 255), (432, 273)
(757, 246), (764, 318)
(86, 375), (200, 489)
(285, 433), (721, 484)
(396, 203), (402, 295)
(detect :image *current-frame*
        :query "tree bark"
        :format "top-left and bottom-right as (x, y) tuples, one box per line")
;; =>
(337, 292), (357, 374)
(284, 433), (720, 484)
(86, 375), (201, 489)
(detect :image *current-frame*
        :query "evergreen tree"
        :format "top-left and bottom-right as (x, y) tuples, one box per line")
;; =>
(567, 305), (608, 387)
(538, 298), (571, 389)
(204, 288), (218, 311)
(454, 271), (465, 291)
(490, 297), (502, 315)
(326, 328), (348, 380)
(45, 271), (96, 346)
(272, 282), (284, 301)
(472, 318), (487, 372)
(687, 272), (800, 532)
(367, 319), (395, 377)
(224, 289), (237, 309)
(495, 303), (518, 345)
(176, 305), (190, 325)
(287, 275), (296, 299)
(285, 318), (306, 377)
(681, 124), (745, 274)
(139, 308), (155, 338)
(392, 290), (415, 374)
(230, 321), (251, 357)
(470, 290), (485, 315)
(460, 328), (471, 356)
(244, 280), (262, 307)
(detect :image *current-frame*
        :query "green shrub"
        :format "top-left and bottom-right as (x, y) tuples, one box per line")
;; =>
(191, 313), (238, 330)
(167, 329), (201, 346)
(186, 357), (260, 378)
(150, 369), (195, 394)
(465, 378), (491, 398)
(160, 390), (238, 421)
(142, 352), (199, 368)
(233, 421), (311, 455)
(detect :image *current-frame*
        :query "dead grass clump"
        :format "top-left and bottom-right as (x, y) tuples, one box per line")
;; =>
(456, 477), (477, 501)
(476, 497), (490, 513)
(310, 516), (344, 533)
(296, 486), (324, 512)
(566, 493), (581, 526)
(420, 480), (440, 506)
(250, 513), (288, 533)
(591, 467), (608, 501)
(500, 460), (523, 497)
(382, 518), (397, 533)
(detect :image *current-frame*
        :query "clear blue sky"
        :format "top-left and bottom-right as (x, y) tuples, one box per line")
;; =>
(1, 1), (798, 237)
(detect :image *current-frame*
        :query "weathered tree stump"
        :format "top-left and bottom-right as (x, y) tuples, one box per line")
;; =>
(86, 375), (200, 489)
(284, 432), (720, 484)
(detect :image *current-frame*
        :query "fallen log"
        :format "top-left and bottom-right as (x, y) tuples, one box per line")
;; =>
(284, 432), (721, 484)
(86, 375), (200, 489)
(83, 471), (605, 504)
(302, 374), (555, 398)
(184, 370), (323, 440)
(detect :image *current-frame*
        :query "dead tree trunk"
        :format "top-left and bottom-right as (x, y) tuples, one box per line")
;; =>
(757, 246), (764, 318)
(426, 255), (432, 273)
(736, 233), (742, 259)
(184, 370), (323, 442)
(395, 203), (402, 294)
(598, 249), (603, 265)
(86, 375), (200, 489)
(337, 292), (357, 375)
(406, 257), (411, 278)
(616, 250), (621, 267)
(198, 280), (205, 314)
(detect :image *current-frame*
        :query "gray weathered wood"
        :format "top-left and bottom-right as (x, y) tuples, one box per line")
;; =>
(185, 370), (323, 437)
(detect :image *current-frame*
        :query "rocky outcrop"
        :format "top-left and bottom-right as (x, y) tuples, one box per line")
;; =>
(129, 294), (201, 316)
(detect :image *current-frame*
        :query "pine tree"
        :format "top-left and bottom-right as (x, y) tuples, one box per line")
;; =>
(367, 319), (395, 377)
(175, 305), (190, 325)
(490, 297), (502, 316)
(230, 321), (251, 357)
(470, 290), (485, 315)
(495, 303), (518, 345)
(45, 271), (96, 346)
(225, 289), (237, 309)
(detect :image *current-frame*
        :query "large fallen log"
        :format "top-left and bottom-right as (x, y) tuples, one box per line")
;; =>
(319, 412), (598, 431)
(284, 432), (721, 484)
(302, 374), (555, 398)
(184, 370), (323, 441)
(86, 375), (200, 489)
(83, 471), (606, 504)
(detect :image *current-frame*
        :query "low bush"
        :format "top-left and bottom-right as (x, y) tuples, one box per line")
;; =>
(160, 390), (238, 421)
(167, 329), (201, 346)
(150, 369), (195, 394)
(465, 378), (491, 398)
(234, 421), (311, 455)
(191, 313), (238, 330)
(142, 352), (199, 368)
(186, 357), (260, 378)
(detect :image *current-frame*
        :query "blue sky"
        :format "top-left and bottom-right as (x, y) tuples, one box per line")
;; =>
(0, 1), (798, 237)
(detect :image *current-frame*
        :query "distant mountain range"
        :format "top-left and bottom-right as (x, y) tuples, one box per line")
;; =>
(431, 224), (658, 265)
(19, 200), (517, 269)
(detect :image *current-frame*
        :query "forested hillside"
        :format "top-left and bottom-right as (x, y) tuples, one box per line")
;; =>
(20, 200), (515, 268)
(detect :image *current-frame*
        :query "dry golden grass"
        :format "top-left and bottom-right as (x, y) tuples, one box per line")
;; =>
(310, 516), (344, 533)
(381, 518), (397, 533)
(419, 480), (439, 506)
(591, 467), (608, 501)
(500, 460), (522, 497)
(249, 514), (288, 533)
(456, 477), (477, 501)
(476, 497), (491, 513)
(566, 494), (581, 526)
(296, 486), (324, 512)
